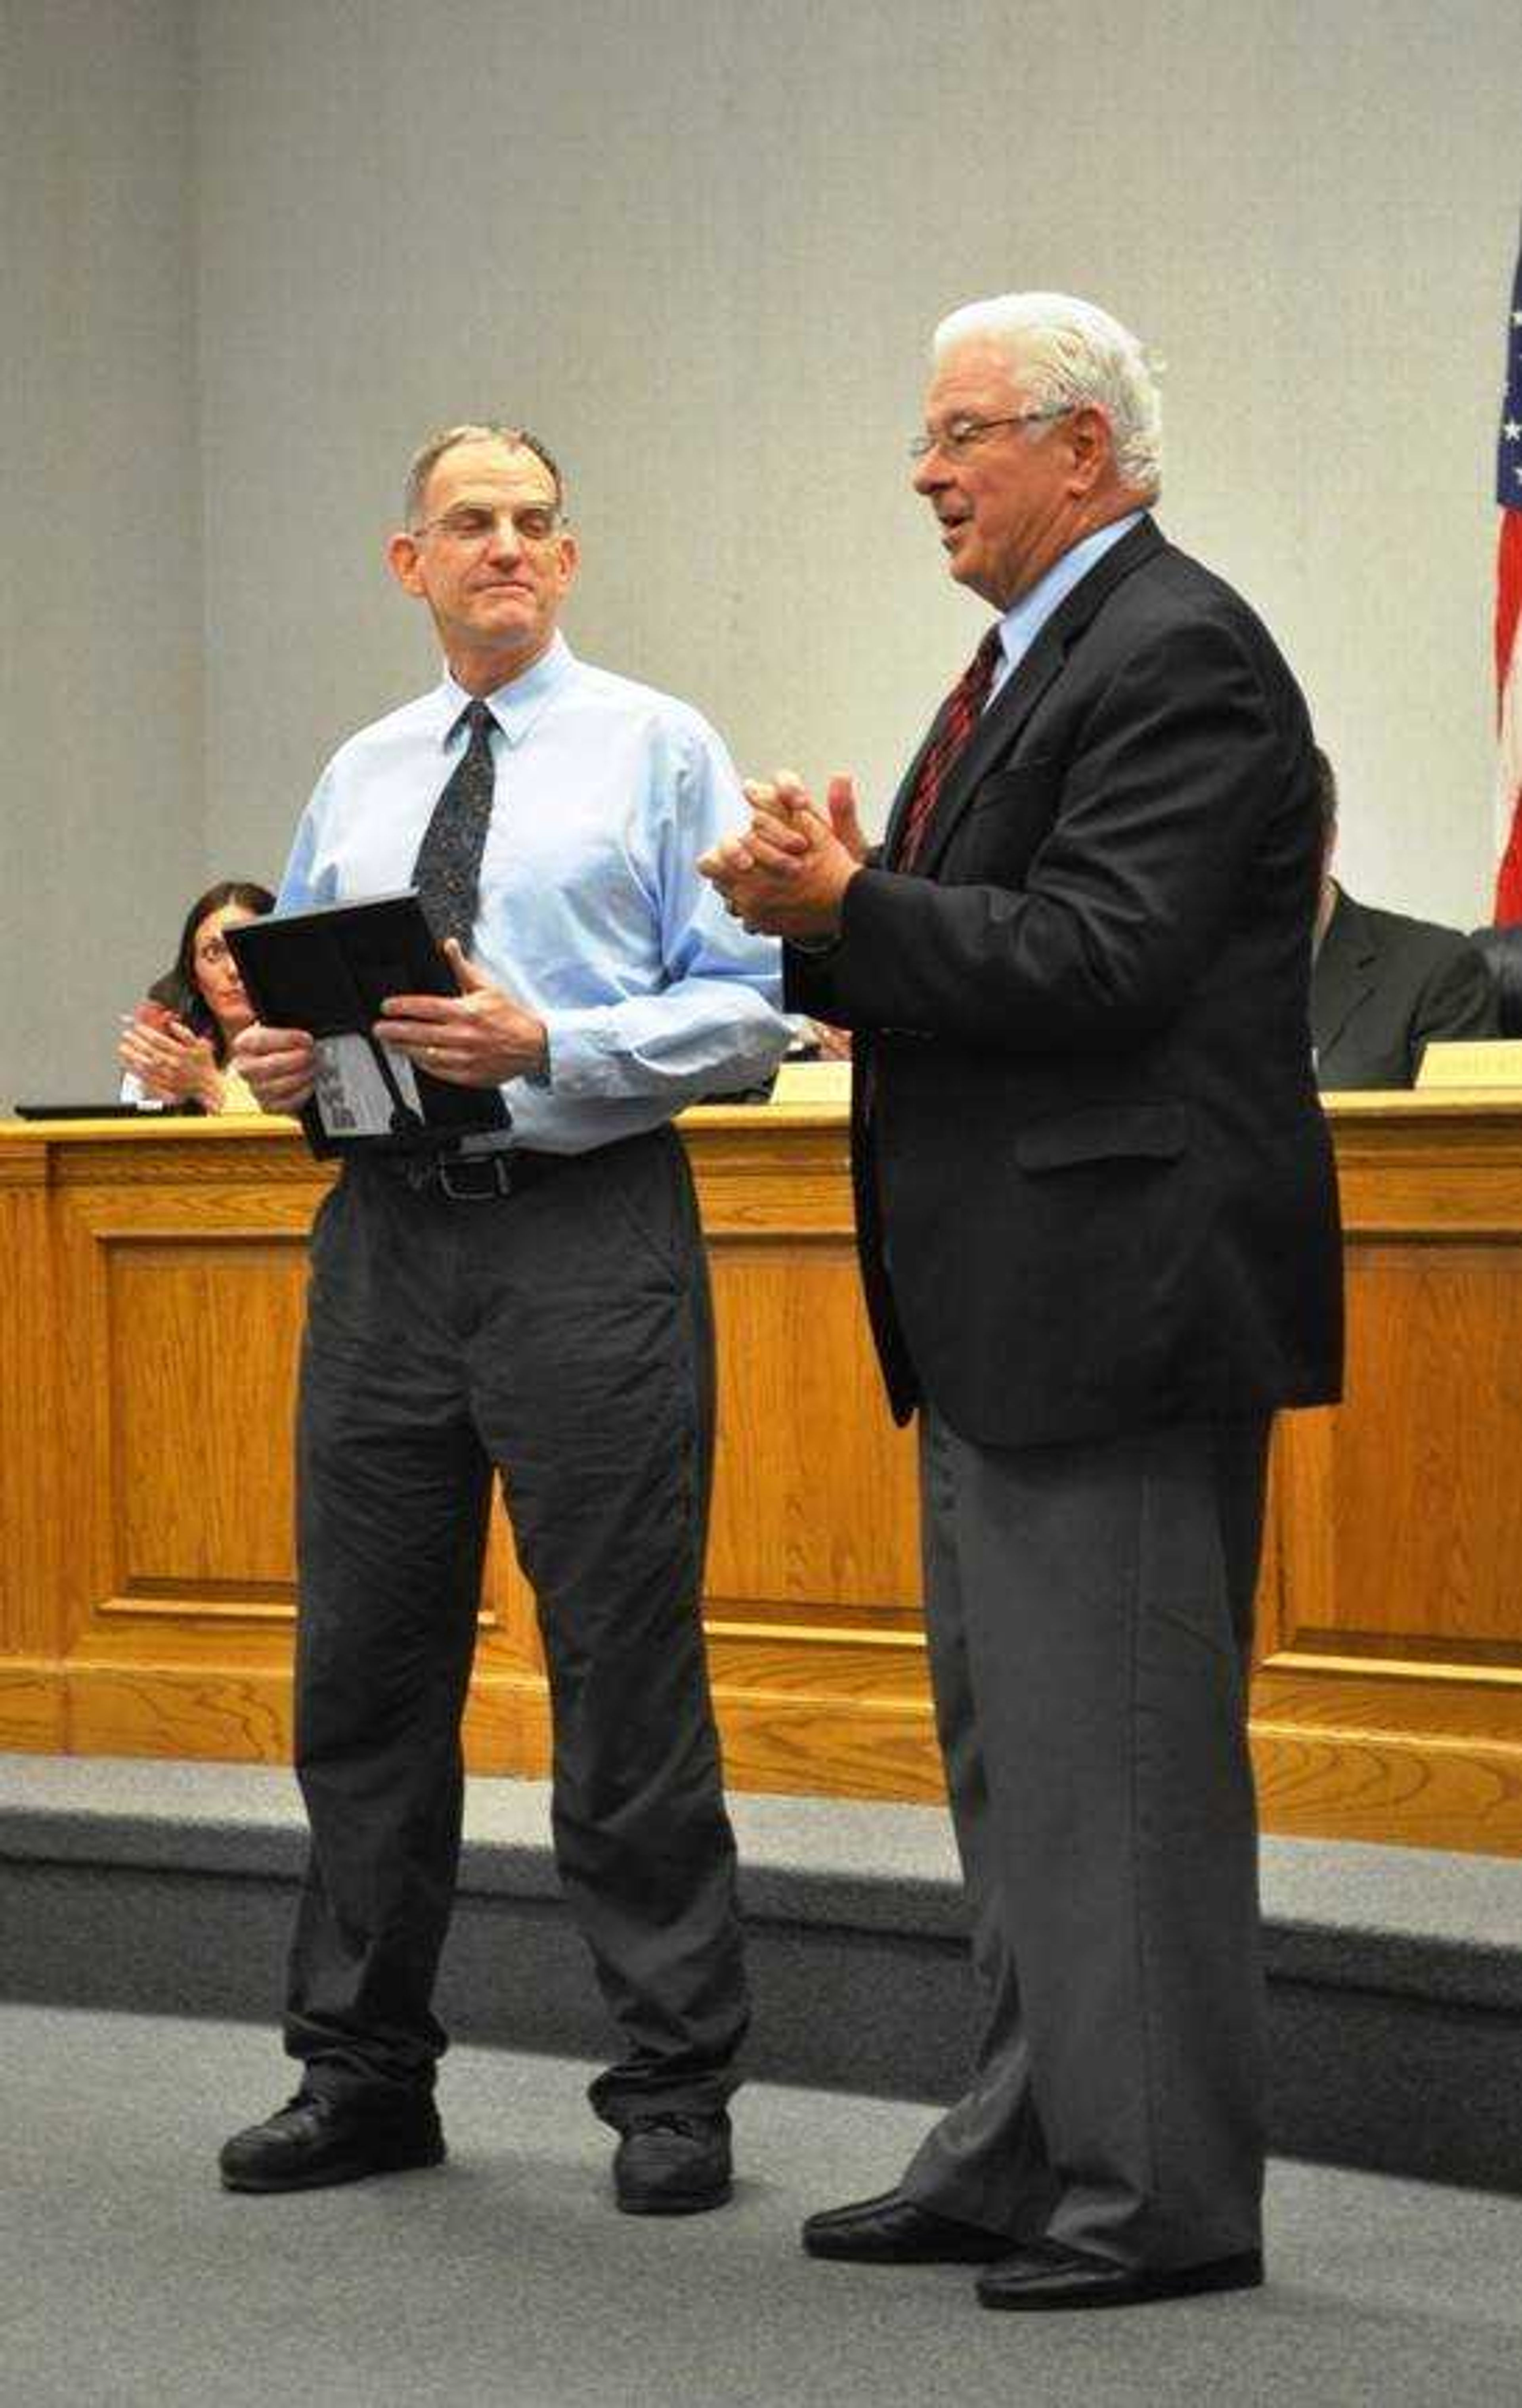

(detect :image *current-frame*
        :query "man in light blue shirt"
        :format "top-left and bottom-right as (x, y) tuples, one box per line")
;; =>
(223, 423), (789, 2217)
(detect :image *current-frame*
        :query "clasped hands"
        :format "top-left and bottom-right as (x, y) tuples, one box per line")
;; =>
(118, 1009), (223, 1109)
(698, 773), (866, 941)
(231, 938), (547, 1114)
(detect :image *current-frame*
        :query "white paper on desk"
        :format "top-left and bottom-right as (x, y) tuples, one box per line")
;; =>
(311, 1034), (421, 1137)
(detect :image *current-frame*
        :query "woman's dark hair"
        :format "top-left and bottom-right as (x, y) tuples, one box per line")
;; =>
(146, 879), (276, 1062)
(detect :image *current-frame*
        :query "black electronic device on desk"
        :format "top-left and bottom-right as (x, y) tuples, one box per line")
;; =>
(11, 1102), (197, 1120)
(225, 893), (510, 1159)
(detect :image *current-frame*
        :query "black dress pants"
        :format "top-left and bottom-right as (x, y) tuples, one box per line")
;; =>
(284, 1127), (748, 2125)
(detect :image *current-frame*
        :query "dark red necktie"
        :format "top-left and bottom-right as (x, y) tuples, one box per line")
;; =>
(893, 626), (1004, 870)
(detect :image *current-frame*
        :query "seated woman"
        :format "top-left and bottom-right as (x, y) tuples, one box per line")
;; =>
(118, 880), (276, 1113)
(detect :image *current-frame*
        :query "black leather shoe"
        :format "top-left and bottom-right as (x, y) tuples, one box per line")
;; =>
(976, 2238), (1264, 2311)
(802, 2189), (1010, 2264)
(218, 2089), (445, 2194)
(613, 2110), (732, 2214)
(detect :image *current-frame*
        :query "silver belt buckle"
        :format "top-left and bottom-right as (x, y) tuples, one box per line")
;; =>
(437, 1153), (512, 1202)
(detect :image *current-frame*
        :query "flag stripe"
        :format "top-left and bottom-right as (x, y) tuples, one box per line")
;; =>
(1492, 220), (1522, 923)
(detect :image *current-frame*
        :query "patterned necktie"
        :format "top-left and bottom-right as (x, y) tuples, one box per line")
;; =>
(893, 625), (1004, 871)
(411, 698), (498, 948)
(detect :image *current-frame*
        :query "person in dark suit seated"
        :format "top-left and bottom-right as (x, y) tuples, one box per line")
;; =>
(1311, 753), (1498, 1087)
(1467, 922), (1522, 1036)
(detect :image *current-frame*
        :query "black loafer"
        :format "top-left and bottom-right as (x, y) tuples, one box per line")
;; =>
(803, 2190), (1010, 2264)
(614, 2110), (732, 2215)
(218, 2088), (445, 2194)
(977, 2238), (1264, 2311)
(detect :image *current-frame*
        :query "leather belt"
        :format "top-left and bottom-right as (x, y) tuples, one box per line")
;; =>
(364, 1147), (564, 1203)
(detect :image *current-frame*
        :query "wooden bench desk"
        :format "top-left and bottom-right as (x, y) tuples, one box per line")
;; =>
(3, 1097), (1521, 1852)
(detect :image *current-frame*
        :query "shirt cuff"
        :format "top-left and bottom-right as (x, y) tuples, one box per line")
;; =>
(522, 1026), (552, 1089)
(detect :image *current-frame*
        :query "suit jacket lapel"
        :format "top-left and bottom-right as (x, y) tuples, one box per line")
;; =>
(908, 638), (1067, 879)
(881, 720), (942, 863)
(1310, 890), (1379, 1063)
(895, 515), (1166, 883)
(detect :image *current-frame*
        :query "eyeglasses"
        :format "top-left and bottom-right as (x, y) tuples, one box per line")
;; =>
(908, 406), (1074, 461)
(411, 503), (564, 549)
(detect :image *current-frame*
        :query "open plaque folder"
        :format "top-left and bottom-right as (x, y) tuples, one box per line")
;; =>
(225, 894), (510, 1158)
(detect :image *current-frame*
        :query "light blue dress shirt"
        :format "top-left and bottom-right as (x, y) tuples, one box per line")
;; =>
(277, 635), (791, 1152)
(987, 510), (1145, 702)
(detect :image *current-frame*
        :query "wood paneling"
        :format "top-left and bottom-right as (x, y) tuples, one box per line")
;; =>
(705, 1243), (921, 1619)
(110, 1242), (305, 1594)
(1248, 1095), (1522, 1849)
(1302, 1245), (1522, 1654)
(5, 1098), (1522, 1851)
(0, 1159), (63, 1663)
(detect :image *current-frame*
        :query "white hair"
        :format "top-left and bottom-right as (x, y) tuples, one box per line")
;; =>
(932, 291), (1162, 498)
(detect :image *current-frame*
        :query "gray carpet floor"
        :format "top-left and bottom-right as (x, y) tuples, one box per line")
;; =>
(3, 2004), (1520, 2408)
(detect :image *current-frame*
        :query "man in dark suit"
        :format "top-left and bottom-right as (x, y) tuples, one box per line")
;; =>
(1310, 750), (1499, 1086)
(701, 290), (1342, 2311)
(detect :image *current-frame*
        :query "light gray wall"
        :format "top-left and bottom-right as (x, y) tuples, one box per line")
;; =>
(0, 0), (203, 1102)
(3, 0), (1518, 1100)
(194, 0), (1519, 934)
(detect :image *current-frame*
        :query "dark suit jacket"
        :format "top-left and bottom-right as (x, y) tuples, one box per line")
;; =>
(787, 516), (1344, 1449)
(1312, 887), (1500, 1089)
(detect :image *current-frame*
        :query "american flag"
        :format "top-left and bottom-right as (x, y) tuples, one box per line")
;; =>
(1493, 223), (1522, 921)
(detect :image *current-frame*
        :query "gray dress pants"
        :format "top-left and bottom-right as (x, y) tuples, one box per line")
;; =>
(284, 1127), (748, 2126)
(901, 1407), (1271, 2270)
